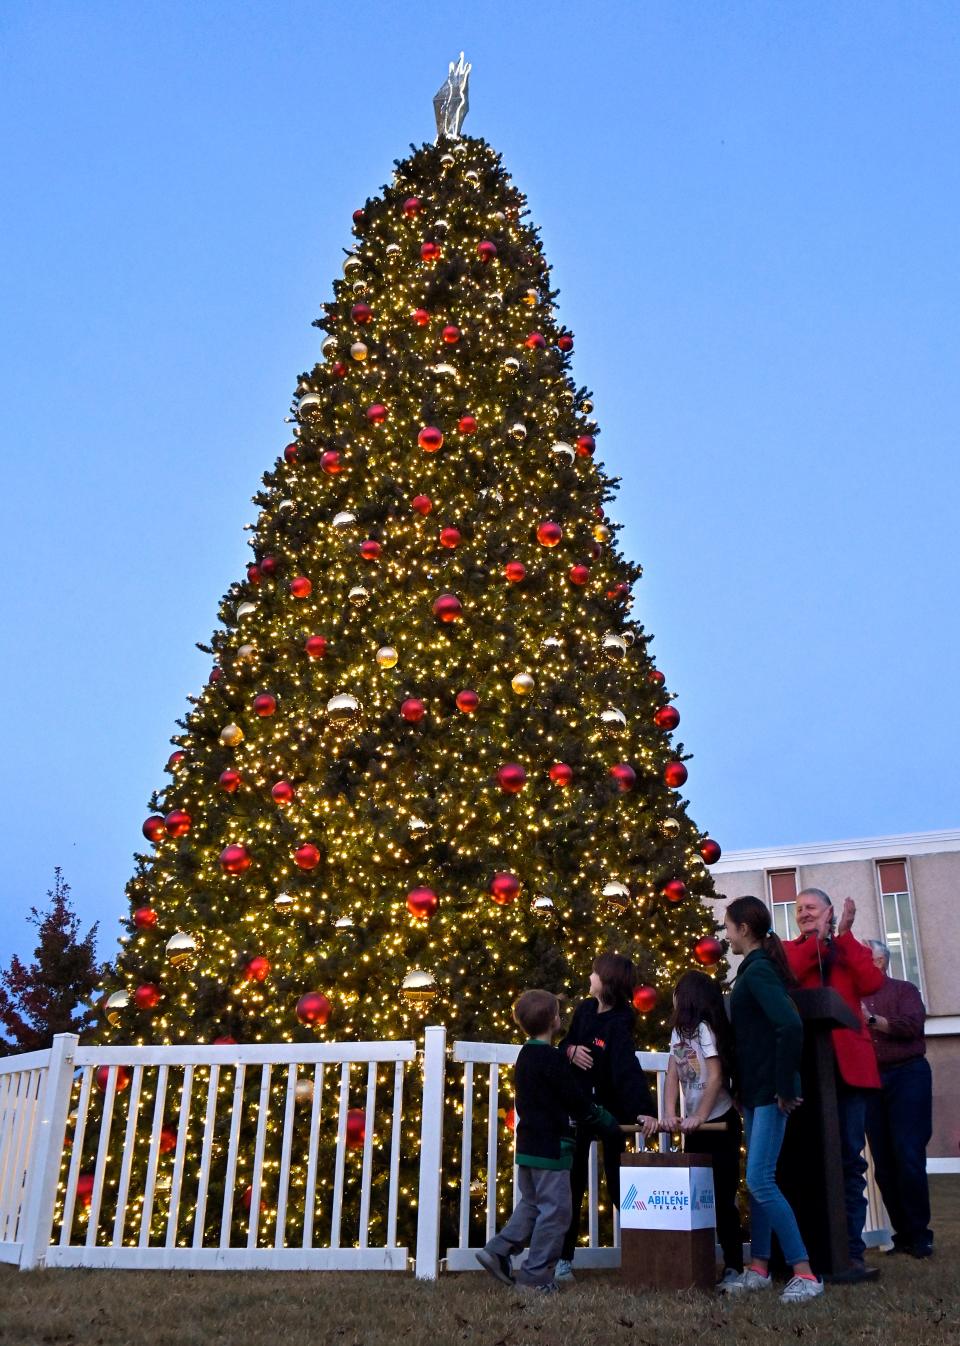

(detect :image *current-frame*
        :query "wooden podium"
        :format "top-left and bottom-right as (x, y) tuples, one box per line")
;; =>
(776, 986), (860, 1279)
(619, 1151), (717, 1291)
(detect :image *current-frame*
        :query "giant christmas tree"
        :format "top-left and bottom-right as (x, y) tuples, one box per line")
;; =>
(104, 63), (723, 1055)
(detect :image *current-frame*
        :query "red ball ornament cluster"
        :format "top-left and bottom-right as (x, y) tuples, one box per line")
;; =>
(504, 561), (527, 583)
(221, 844), (252, 875)
(366, 403), (388, 424)
(568, 564), (590, 586)
(304, 635), (328, 659)
(662, 879), (687, 903)
(271, 781), (295, 806)
(700, 839), (722, 864)
(442, 324), (461, 345)
(694, 936), (724, 967)
(134, 983), (161, 1009)
(95, 1065), (131, 1094)
(294, 844), (320, 870)
(633, 985), (658, 1014)
(412, 494), (433, 516)
(244, 956), (271, 983)
(433, 593), (462, 623)
(351, 302), (372, 325)
(664, 762), (688, 788)
(418, 425), (444, 453)
(489, 872), (520, 905)
(458, 414), (477, 434)
(401, 698), (426, 724)
(420, 241), (441, 262)
(219, 769), (241, 793)
(165, 809), (191, 838)
(609, 763), (636, 793)
(536, 520), (563, 547)
(359, 539), (382, 561)
(439, 526), (461, 549)
(477, 240), (497, 262)
(321, 450), (343, 475)
(253, 693), (277, 717)
(290, 576), (312, 599)
(456, 689), (479, 713)
(496, 763), (527, 794)
(406, 887), (439, 920)
(133, 906), (157, 930)
(296, 992), (331, 1027)
(654, 705), (680, 730)
(142, 816), (166, 843)
(549, 763), (574, 787)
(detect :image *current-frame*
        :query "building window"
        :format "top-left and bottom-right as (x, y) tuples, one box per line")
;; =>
(768, 869), (799, 940)
(876, 860), (923, 989)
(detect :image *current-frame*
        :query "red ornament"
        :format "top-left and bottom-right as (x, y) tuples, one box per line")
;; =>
(648, 669), (666, 686)
(213, 1035), (237, 1045)
(294, 843), (321, 870)
(167, 751), (185, 771)
(290, 576), (312, 598)
(457, 414), (477, 434)
(220, 844), (252, 874)
(496, 763), (527, 794)
(654, 705), (680, 730)
(442, 324), (461, 345)
(401, 697), (426, 723)
(403, 196), (421, 217)
(412, 307), (430, 327)
(609, 763), (636, 793)
(133, 906), (157, 930)
(456, 689), (479, 714)
(568, 564), (591, 586)
(133, 983), (161, 1010)
(694, 936), (724, 967)
(504, 561), (527, 583)
(549, 763), (574, 787)
(576, 434), (595, 457)
(433, 593), (462, 623)
(351, 302), (372, 325)
(158, 1126), (178, 1155)
(411, 494), (433, 516)
(242, 1185), (266, 1214)
(607, 582), (631, 601)
(244, 956), (271, 983)
(260, 555), (279, 577)
(346, 1108), (366, 1150)
(420, 241), (441, 262)
(95, 1065), (131, 1094)
(296, 992), (331, 1027)
(536, 520), (563, 547)
(271, 780), (295, 806)
(142, 816), (166, 843)
(406, 887), (439, 920)
(366, 403), (388, 424)
(331, 360), (347, 378)
(418, 425), (444, 453)
(247, 563), (262, 585)
(352, 209), (365, 226)
(219, 768), (241, 793)
(525, 332), (546, 350)
(439, 526), (462, 549)
(633, 985), (658, 1013)
(557, 334), (574, 352)
(210, 667), (223, 684)
(321, 450), (343, 475)
(284, 442), (299, 464)
(253, 693), (277, 717)
(664, 762), (688, 788)
(304, 635), (328, 658)
(700, 839), (722, 865)
(662, 879), (687, 903)
(359, 539), (382, 561)
(76, 1174), (95, 1209)
(489, 872), (521, 905)
(477, 240), (497, 262)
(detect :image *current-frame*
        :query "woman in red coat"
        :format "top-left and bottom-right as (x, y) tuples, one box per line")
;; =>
(785, 889), (884, 1279)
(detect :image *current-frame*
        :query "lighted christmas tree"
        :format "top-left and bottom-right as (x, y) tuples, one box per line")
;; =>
(104, 62), (723, 1055)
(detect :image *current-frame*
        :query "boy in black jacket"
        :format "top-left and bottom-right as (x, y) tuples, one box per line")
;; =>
(556, 952), (658, 1281)
(477, 989), (623, 1292)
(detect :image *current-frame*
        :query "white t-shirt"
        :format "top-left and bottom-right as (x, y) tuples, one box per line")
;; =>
(669, 1022), (733, 1123)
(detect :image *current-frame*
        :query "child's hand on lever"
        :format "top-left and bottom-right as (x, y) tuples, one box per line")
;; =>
(678, 1116), (702, 1134)
(661, 1113), (680, 1132)
(636, 1114), (659, 1139)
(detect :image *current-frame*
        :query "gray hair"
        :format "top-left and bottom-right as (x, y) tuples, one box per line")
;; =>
(866, 940), (891, 967)
(797, 887), (833, 907)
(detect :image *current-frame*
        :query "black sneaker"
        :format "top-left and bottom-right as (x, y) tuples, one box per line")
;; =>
(476, 1248), (515, 1286)
(909, 1244), (933, 1259)
(518, 1280), (560, 1295)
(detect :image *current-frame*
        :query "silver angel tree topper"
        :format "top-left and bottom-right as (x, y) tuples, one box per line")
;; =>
(434, 52), (471, 141)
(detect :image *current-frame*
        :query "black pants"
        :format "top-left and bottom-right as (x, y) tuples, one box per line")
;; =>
(866, 1057), (933, 1252)
(560, 1126), (624, 1261)
(683, 1106), (744, 1272)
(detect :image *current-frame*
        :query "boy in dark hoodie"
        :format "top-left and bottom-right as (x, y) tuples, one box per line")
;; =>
(477, 989), (623, 1292)
(555, 952), (659, 1282)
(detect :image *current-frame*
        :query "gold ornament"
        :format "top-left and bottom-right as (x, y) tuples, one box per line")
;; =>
(326, 693), (361, 724)
(352, 279), (368, 296)
(407, 816), (429, 844)
(511, 672), (535, 696)
(274, 891), (295, 910)
(593, 523), (611, 543)
(434, 217), (450, 234)
(166, 931), (199, 969)
(531, 896), (555, 916)
(401, 969), (438, 1005)
(502, 356), (520, 375)
(278, 499), (294, 512)
(385, 242), (401, 257)
(343, 255), (361, 275)
(440, 152), (455, 169)
(294, 1078), (314, 1104)
(104, 990), (129, 1027)
(550, 442), (575, 465)
(540, 635), (565, 658)
(236, 643), (257, 663)
(349, 585), (369, 607)
(660, 817), (681, 838)
(602, 881), (631, 911)
(580, 398), (594, 414)
(332, 511), (357, 529)
(236, 601), (256, 619)
(430, 362), (458, 377)
(522, 288), (538, 306)
(622, 629), (637, 647)
(296, 392), (323, 417)
(600, 708), (627, 736)
(321, 336), (337, 358)
(493, 210), (507, 222)
(334, 915), (355, 930)
(219, 722), (244, 747)
(510, 422), (527, 442)
(350, 341), (369, 362)
(602, 633), (628, 662)
(464, 169), (480, 185)
(376, 645), (399, 668)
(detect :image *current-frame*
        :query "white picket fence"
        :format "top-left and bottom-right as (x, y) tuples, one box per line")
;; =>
(0, 1029), (888, 1277)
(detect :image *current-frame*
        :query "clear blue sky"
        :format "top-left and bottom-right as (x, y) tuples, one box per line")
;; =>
(1, 2), (958, 967)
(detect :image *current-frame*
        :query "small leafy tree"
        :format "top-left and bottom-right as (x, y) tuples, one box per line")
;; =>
(0, 868), (105, 1052)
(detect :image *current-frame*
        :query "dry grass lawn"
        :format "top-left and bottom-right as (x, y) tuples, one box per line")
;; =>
(1, 1178), (957, 1346)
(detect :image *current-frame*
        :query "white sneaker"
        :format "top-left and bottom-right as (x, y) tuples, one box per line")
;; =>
(720, 1266), (773, 1294)
(553, 1258), (576, 1284)
(717, 1267), (742, 1291)
(779, 1275), (824, 1303)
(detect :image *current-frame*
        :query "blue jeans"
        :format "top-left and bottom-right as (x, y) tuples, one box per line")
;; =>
(744, 1104), (809, 1268)
(866, 1058), (933, 1252)
(837, 1085), (869, 1263)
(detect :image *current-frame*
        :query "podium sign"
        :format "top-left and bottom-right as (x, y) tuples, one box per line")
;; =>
(620, 1165), (716, 1232)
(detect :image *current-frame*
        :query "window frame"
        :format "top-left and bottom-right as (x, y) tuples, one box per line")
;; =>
(767, 868), (799, 942)
(874, 857), (926, 995)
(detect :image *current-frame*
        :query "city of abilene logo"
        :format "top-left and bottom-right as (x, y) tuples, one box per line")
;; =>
(691, 1176), (715, 1212)
(622, 1183), (646, 1211)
